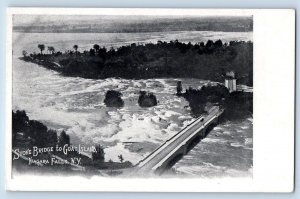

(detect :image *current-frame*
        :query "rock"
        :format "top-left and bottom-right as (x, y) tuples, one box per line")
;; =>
(104, 90), (124, 108)
(138, 91), (158, 107)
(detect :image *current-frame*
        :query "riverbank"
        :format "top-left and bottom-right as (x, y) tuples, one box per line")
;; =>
(181, 84), (253, 120)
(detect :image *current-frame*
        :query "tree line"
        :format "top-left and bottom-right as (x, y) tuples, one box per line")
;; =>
(21, 39), (253, 86)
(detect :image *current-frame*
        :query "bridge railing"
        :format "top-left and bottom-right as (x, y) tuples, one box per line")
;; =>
(135, 114), (207, 167)
(149, 109), (225, 171)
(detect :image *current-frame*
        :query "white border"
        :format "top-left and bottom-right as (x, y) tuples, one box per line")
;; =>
(6, 8), (295, 192)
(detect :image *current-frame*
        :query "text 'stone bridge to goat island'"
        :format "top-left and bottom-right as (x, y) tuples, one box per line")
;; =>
(131, 106), (224, 176)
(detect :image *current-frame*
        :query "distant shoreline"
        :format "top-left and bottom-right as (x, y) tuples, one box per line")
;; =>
(13, 30), (254, 34)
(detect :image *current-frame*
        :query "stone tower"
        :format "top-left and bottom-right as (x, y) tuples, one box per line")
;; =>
(224, 71), (237, 93)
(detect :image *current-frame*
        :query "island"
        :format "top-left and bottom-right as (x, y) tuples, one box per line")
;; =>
(20, 40), (253, 86)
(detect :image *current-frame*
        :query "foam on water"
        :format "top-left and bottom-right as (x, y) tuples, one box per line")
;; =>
(13, 56), (203, 161)
(104, 143), (143, 164)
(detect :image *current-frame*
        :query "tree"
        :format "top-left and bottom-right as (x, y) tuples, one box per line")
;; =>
(176, 81), (183, 95)
(58, 130), (70, 146)
(138, 91), (158, 107)
(92, 144), (105, 162)
(47, 129), (58, 147)
(108, 47), (116, 56)
(73, 45), (78, 53)
(118, 154), (124, 163)
(47, 46), (55, 54)
(205, 40), (214, 48)
(28, 120), (48, 147)
(183, 85), (230, 117)
(22, 50), (27, 57)
(89, 48), (95, 56)
(214, 39), (223, 48)
(38, 44), (45, 54)
(12, 110), (29, 146)
(93, 44), (100, 52)
(98, 47), (107, 59)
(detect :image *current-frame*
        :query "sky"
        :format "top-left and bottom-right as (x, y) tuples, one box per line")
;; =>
(13, 14), (252, 26)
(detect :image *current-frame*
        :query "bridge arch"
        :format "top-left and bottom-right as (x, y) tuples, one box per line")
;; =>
(204, 122), (217, 137)
(165, 153), (184, 170)
(186, 135), (202, 153)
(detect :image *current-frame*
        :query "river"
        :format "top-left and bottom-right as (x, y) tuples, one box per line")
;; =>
(12, 31), (253, 177)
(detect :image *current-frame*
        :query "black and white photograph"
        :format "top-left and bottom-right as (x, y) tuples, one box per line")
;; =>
(6, 8), (295, 192)
(11, 11), (253, 178)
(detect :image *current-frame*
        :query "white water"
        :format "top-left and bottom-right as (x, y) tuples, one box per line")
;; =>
(13, 57), (204, 163)
(13, 31), (253, 177)
(173, 118), (253, 178)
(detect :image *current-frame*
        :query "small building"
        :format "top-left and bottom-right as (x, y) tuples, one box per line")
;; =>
(224, 71), (237, 93)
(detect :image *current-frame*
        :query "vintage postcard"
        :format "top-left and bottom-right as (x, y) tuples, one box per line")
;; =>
(5, 8), (295, 192)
